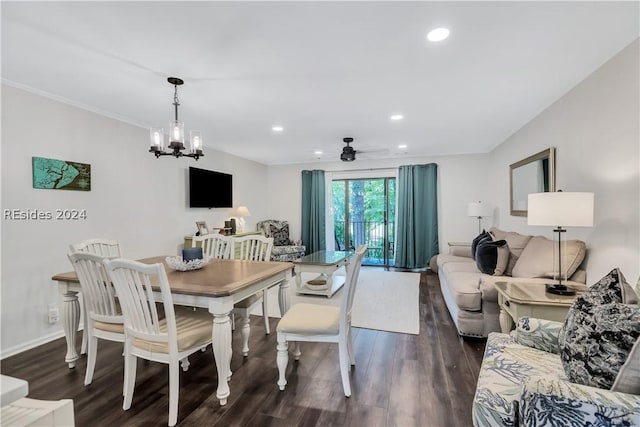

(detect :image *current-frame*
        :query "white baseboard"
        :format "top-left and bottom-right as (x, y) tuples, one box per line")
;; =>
(1, 327), (84, 360)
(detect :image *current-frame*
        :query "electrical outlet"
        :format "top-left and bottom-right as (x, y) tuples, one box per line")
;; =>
(48, 303), (59, 324)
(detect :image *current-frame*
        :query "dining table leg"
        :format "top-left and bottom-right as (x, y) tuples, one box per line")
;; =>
(210, 297), (234, 406)
(62, 290), (81, 368)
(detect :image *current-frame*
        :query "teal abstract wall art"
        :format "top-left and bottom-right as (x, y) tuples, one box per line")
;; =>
(32, 157), (91, 191)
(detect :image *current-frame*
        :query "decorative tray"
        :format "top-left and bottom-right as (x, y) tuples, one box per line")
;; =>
(165, 256), (208, 271)
(306, 278), (328, 290)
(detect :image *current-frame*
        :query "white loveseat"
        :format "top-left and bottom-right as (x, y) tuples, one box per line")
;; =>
(436, 227), (588, 338)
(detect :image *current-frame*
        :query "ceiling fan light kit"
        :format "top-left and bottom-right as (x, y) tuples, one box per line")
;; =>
(340, 137), (356, 162)
(149, 77), (204, 160)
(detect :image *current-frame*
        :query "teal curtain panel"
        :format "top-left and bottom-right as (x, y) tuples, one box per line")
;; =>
(394, 163), (439, 269)
(301, 169), (326, 254)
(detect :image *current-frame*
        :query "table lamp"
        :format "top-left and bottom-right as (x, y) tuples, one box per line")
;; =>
(468, 201), (484, 234)
(528, 191), (594, 293)
(235, 206), (251, 233)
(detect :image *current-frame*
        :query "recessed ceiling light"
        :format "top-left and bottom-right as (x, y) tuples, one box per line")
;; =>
(314, 150), (323, 156)
(390, 114), (404, 121)
(398, 144), (408, 149)
(427, 28), (450, 42)
(272, 126), (284, 132)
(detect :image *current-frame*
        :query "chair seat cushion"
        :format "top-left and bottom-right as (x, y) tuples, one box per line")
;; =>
(277, 303), (340, 335)
(94, 320), (124, 334)
(133, 310), (213, 353)
(271, 245), (306, 262)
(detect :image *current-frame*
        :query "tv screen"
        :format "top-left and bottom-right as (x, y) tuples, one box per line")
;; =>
(189, 167), (233, 208)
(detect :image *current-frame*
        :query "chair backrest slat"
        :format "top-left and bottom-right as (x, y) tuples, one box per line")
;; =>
(67, 252), (120, 321)
(105, 259), (176, 349)
(69, 238), (121, 258)
(340, 245), (367, 330)
(231, 235), (273, 261)
(192, 234), (231, 260)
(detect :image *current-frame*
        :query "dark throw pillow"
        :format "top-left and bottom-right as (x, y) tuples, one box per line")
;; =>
(471, 231), (491, 260)
(559, 268), (640, 389)
(269, 223), (290, 246)
(475, 239), (507, 275)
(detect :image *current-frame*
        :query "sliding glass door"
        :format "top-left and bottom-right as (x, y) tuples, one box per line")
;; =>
(332, 178), (395, 267)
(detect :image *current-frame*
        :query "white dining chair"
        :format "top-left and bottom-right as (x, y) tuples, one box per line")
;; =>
(231, 234), (274, 356)
(276, 245), (367, 397)
(191, 233), (232, 260)
(69, 238), (121, 258)
(103, 258), (214, 427)
(67, 252), (124, 387)
(69, 238), (122, 355)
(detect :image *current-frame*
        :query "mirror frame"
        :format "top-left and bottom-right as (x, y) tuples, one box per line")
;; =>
(509, 147), (555, 216)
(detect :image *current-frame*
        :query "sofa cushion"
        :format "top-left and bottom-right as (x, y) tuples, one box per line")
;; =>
(559, 268), (640, 389)
(489, 228), (532, 276)
(512, 235), (586, 280)
(475, 239), (508, 275)
(471, 231), (491, 260)
(441, 270), (483, 311)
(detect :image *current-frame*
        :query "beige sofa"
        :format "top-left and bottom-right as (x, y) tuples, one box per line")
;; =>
(436, 227), (588, 338)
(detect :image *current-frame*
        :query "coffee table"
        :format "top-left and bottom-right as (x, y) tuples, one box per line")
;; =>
(494, 281), (581, 333)
(293, 250), (352, 297)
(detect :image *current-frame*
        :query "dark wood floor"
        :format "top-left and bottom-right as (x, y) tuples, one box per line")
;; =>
(1, 271), (485, 427)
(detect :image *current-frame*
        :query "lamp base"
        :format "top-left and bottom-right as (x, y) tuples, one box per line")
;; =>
(545, 283), (576, 296)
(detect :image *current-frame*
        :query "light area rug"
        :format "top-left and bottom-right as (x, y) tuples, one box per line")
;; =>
(252, 267), (420, 335)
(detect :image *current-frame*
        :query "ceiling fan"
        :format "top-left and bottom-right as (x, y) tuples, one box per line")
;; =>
(339, 137), (389, 162)
(340, 137), (357, 162)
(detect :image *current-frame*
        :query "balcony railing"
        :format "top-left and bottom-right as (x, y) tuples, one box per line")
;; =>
(334, 220), (394, 266)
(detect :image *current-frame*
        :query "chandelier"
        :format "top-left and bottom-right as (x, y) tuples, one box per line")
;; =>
(149, 77), (204, 160)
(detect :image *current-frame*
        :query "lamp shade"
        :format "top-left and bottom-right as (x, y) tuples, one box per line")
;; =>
(236, 206), (251, 217)
(527, 192), (594, 227)
(467, 201), (484, 217)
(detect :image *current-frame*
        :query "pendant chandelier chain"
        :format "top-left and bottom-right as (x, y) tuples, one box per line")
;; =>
(173, 85), (180, 121)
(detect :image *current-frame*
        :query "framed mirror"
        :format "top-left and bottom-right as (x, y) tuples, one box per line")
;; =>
(510, 147), (555, 216)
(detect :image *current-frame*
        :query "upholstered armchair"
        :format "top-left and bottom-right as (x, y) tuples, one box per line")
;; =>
(256, 219), (305, 262)
(473, 318), (640, 427)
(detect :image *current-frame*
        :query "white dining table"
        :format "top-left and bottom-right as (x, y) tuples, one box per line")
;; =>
(52, 256), (293, 405)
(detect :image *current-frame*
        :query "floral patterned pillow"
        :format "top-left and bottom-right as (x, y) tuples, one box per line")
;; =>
(559, 268), (640, 389)
(269, 224), (290, 246)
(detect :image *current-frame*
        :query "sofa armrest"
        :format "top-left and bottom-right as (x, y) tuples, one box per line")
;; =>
(448, 242), (472, 258)
(514, 317), (562, 354)
(479, 278), (498, 304)
(520, 375), (640, 427)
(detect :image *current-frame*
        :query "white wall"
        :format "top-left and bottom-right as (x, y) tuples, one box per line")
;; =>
(488, 40), (639, 282)
(1, 85), (268, 356)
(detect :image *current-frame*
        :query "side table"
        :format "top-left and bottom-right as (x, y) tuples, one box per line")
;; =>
(494, 281), (580, 333)
(293, 250), (352, 297)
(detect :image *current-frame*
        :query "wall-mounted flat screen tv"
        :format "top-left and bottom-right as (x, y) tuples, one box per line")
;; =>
(189, 167), (233, 208)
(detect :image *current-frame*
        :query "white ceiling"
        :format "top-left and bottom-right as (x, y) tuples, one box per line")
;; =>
(2, 2), (638, 165)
